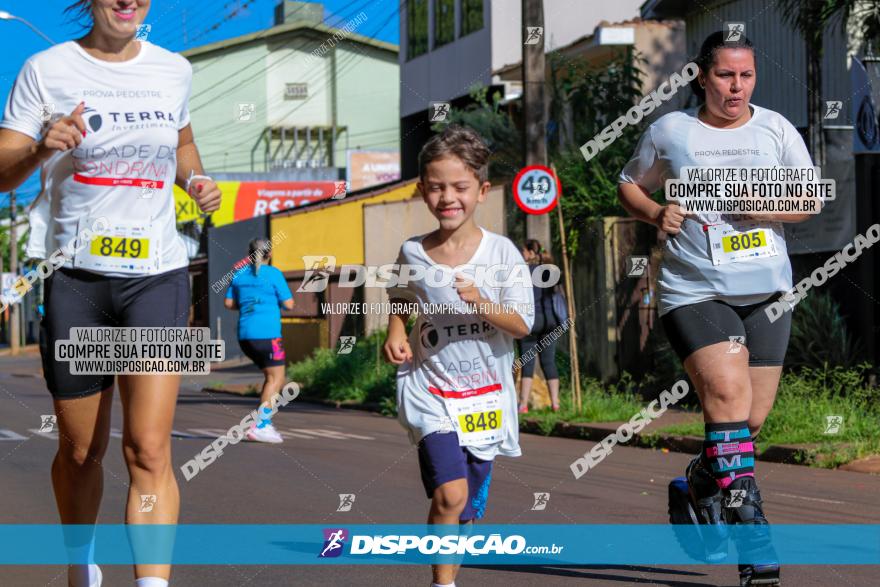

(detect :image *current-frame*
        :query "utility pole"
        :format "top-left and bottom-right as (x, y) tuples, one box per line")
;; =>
(9, 190), (18, 355)
(522, 0), (551, 247)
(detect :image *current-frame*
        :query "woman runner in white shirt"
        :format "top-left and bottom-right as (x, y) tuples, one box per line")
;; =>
(0, 2), (220, 586)
(619, 31), (817, 586)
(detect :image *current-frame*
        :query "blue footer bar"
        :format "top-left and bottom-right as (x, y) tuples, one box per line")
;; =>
(0, 524), (877, 565)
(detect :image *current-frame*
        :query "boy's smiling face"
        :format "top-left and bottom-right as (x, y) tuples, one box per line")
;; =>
(418, 155), (490, 231)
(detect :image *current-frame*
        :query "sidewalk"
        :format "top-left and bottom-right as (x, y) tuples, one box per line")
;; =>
(0, 344), (40, 358)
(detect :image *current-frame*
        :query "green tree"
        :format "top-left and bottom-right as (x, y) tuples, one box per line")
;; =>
(547, 49), (647, 250)
(431, 85), (522, 181)
(776, 0), (880, 166)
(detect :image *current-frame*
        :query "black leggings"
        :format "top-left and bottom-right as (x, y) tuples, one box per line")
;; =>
(661, 295), (791, 366)
(520, 324), (560, 380)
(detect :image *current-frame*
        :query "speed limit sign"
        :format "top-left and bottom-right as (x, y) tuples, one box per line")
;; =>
(513, 165), (560, 214)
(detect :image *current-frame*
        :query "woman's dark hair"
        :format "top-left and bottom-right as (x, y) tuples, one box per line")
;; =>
(249, 238), (272, 276)
(64, 0), (93, 27)
(418, 125), (491, 183)
(690, 31), (756, 102)
(523, 239), (553, 265)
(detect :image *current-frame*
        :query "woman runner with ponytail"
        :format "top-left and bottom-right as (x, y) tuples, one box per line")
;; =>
(225, 238), (294, 443)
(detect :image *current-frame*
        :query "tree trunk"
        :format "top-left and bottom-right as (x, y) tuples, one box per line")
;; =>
(807, 36), (825, 166)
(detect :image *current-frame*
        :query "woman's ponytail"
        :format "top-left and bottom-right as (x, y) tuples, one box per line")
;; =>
(248, 238), (272, 276)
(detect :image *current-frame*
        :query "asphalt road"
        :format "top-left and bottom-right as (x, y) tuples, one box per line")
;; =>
(1, 353), (878, 586)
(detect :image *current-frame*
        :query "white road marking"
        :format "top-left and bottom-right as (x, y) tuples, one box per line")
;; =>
(775, 492), (846, 505)
(188, 428), (234, 438)
(291, 428), (374, 440)
(2, 426), (375, 443)
(0, 429), (27, 441)
(27, 428), (58, 440)
(278, 430), (318, 440)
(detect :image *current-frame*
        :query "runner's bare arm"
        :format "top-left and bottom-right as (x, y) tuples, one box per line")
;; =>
(454, 275), (530, 338)
(383, 303), (412, 364)
(176, 124), (221, 213)
(618, 182), (686, 234)
(743, 212), (812, 223)
(0, 103), (86, 192)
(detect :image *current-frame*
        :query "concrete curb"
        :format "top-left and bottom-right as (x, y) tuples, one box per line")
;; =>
(520, 418), (851, 467)
(201, 385), (875, 472)
(201, 384), (385, 413)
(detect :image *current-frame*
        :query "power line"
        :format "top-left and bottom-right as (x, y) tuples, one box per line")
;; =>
(187, 0), (388, 140)
(185, 0), (378, 103)
(190, 3), (402, 133)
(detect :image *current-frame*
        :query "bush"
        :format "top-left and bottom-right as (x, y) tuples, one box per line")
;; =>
(287, 330), (396, 405)
(654, 364), (880, 467)
(787, 290), (863, 369)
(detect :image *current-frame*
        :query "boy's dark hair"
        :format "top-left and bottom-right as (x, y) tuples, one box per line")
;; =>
(418, 125), (491, 183)
(690, 31), (756, 102)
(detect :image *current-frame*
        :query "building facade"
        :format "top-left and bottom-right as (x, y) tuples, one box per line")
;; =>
(183, 1), (400, 179)
(399, 0), (645, 177)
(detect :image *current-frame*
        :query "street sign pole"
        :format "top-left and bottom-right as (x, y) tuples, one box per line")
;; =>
(9, 190), (18, 355)
(522, 0), (551, 247)
(551, 166), (581, 411)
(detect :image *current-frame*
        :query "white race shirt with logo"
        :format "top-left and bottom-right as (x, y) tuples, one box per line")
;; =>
(389, 229), (535, 461)
(1, 40), (192, 276)
(619, 105), (814, 315)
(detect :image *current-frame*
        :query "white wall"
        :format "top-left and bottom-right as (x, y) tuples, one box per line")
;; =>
(490, 0), (645, 72)
(401, 0), (645, 117)
(265, 37), (331, 127)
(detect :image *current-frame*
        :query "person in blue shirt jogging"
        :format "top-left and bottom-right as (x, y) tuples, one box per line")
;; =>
(225, 238), (294, 443)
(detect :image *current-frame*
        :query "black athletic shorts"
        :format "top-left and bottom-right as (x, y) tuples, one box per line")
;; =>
(238, 338), (286, 369)
(660, 295), (791, 366)
(39, 266), (190, 398)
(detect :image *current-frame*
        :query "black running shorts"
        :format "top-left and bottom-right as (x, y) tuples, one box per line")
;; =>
(39, 267), (191, 398)
(660, 295), (791, 366)
(238, 338), (286, 369)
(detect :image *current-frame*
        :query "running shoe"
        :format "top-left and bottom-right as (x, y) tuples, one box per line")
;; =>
(723, 475), (768, 525)
(724, 476), (780, 586)
(246, 423), (283, 443)
(686, 456), (729, 560)
(518, 405), (529, 414)
(686, 456), (726, 525)
(71, 564), (102, 587)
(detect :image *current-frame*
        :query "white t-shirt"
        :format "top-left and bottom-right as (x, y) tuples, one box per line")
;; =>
(1, 40), (192, 276)
(389, 228), (535, 461)
(619, 105), (814, 315)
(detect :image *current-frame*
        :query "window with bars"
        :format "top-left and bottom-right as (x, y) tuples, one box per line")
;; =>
(434, 0), (455, 48)
(407, 0), (428, 59)
(460, 0), (483, 37)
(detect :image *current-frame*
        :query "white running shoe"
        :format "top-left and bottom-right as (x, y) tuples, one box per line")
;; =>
(246, 423), (283, 443)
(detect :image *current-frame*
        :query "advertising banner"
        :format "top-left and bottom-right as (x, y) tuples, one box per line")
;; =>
(174, 181), (340, 227)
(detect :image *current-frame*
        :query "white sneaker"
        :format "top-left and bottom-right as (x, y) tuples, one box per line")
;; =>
(246, 423), (283, 443)
(71, 564), (101, 587)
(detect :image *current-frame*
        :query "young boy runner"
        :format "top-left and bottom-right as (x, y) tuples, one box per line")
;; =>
(383, 125), (535, 587)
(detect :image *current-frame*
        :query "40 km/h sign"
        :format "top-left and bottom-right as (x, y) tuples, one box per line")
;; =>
(513, 165), (560, 215)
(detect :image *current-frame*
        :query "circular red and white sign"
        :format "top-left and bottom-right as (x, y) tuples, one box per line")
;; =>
(513, 165), (560, 215)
